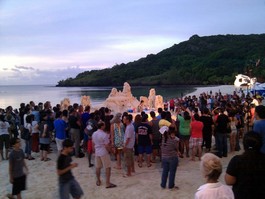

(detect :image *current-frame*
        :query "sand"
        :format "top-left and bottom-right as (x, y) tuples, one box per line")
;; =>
(0, 138), (239, 199)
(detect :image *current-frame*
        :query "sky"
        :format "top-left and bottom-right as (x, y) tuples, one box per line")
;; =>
(0, 0), (265, 85)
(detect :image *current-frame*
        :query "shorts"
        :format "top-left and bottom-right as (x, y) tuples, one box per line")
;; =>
(87, 140), (93, 154)
(95, 154), (111, 169)
(152, 139), (161, 150)
(40, 143), (49, 151)
(59, 178), (83, 199)
(12, 175), (26, 195)
(55, 138), (64, 152)
(179, 134), (190, 141)
(138, 145), (152, 154)
(190, 137), (203, 148)
(0, 134), (10, 150)
(124, 148), (134, 167)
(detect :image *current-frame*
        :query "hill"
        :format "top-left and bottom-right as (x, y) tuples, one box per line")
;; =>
(56, 34), (265, 87)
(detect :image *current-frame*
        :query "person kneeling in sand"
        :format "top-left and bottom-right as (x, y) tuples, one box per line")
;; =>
(57, 139), (84, 199)
(92, 121), (117, 188)
(194, 153), (234, 199)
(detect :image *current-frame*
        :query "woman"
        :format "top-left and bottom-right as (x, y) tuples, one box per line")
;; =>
(190, 114), (203, 161)
(225, 132), (265, 199)
(39, 111), (51, 161)
(31, 114), (40, 153)
(24, 115), (35, 160)
(200, 108), (214, 152)
(229, 112), (238, 152)
(195, 153), (234, 199)
(110, 113), (125, 169)
(0, 114), (10, 160)
(178, 109), (191, 158)
(160, 126), (180, 190)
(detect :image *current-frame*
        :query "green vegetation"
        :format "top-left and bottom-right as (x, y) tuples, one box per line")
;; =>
(57, 34), (265, 87)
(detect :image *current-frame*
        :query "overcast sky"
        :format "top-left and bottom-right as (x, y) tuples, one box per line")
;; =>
(0, 0), (265, 85)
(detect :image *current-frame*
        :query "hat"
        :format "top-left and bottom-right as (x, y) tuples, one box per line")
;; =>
(159, 126), (169, 135)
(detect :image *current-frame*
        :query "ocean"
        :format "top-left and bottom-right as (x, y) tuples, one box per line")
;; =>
(0, 84), (236, 109)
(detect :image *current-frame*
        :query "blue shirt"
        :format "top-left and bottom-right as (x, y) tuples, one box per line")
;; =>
(54, 118), (68, 139)
(253, 119), (265, 154)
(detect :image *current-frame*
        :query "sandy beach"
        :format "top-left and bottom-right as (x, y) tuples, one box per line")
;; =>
(0, 137), (239, 199)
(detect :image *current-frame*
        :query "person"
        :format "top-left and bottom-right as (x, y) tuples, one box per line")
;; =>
(0, 114), (10, 160)
(54, 111), (68, 155)
(190, 114), (203, 161)
(8, 138), (29, 199)
(68, 108), (81, 158)
(57, 139), (84, 199)
(24, 115), (35, 160)
(253, 105), (265, 154)
(215, 108), (230, 158)
(229, 112), (238, 152)
(178, 110), (191, 158)
(225, 132), (265, 199)
(149, 111), (161, 162)
(195, 153), (234, 199)
(123, 114), (135, 177)
(110, 113), (125, 170)
(31, 114), (40, 153)
(200, 108), (214, 152)
(136, 113), (153, 168)
(160, 126), (180, 190)
(92, 121), (117, 188)
(39, 111), (51, 161)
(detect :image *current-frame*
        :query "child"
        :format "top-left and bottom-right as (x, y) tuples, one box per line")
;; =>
(8, 137), (28, 199)
(57, 139), (83, 199)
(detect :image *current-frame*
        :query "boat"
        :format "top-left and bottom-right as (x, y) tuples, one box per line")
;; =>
(234, 74), (265, 97)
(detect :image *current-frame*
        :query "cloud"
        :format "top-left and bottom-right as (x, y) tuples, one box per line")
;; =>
(14, 65), (34, 70)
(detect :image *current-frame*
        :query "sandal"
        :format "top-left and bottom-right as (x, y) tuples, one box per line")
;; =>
(44, 158), (51, 162)
(96, 180), (101, 186)
(106, 183), (117, 189)
(147, 164), (152, 167)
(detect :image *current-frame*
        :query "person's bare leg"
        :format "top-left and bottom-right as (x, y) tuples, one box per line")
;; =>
(198, 146), (202, 161)
(96, 168), (101, 185)
(138, 154), (143, 167)
(17, 193), (22, 199)
(116, 150), (121, 169)
(191, 147), (195, 161)
(106, 167), (111, 186)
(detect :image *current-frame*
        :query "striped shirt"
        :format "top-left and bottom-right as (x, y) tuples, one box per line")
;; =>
(161, 137), (179, 158)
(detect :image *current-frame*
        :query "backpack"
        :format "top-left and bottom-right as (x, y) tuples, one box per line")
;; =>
(21, 126), (30, 140)
(84, 120), (97, 138)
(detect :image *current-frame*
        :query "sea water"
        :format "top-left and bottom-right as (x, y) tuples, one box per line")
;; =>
(0, 84), (236, 109)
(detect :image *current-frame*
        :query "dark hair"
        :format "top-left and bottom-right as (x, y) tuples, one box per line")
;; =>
(203, 108), (209, 114)
(243, 131), (262, 152)
(183, 111), (191, 120)
(163, 127), (175, 144)
(124, 114), (133, 122)
(255, 105), (265, 119)
(10, 137), (20, 146)
(55, 111), (62, 119)
(142, 114), (148, 122)
(150, 111), (156, 118)
(194, 113), (200, 121)
(97, 121), (105, 129)
(26, 114), (33, 123)
(158, 107), (163, 114)
(63, 138), (74, 148)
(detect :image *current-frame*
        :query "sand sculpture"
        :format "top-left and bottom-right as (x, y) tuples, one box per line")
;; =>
(103, 82), (164, 113)
(81, 95), (91, 108)
(60, 98), (71, 110)
(103, 82), (140, 113)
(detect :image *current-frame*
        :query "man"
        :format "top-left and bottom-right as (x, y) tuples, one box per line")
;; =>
(57, 139), (83, 199)
(8, 138), (28, 199)
(92, 121), (116, 188)
(253, 105), (265, 154)
(149, 111), (161, 162)
(123, 114), (135, 177)
(54, 111), (68, 155)
(215, 108), (230, 158)
(68, 108), (81, 158)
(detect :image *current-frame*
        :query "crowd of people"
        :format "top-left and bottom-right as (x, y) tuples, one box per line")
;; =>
(1, 89), (265, 199)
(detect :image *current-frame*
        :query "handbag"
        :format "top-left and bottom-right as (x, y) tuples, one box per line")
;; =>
(21, 127), (30, 140)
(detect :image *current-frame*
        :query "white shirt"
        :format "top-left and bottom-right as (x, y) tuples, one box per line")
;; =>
(92, 129), (109, 157)
(0, 121), (10, 135)
(195, 182), (234, 199)
(124, 123), (135, 149)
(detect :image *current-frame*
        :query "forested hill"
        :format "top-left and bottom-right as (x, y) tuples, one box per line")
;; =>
(57, 34), (265, 87)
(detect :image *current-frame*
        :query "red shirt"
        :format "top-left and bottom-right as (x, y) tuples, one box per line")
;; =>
(190, 120), (203, 138)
